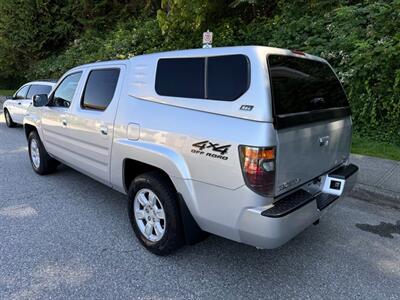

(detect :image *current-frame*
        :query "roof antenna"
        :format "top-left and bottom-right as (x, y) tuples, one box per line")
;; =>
(202, 30), (213, 48)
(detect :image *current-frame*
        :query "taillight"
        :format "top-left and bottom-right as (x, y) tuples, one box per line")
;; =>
(239, 146), (276, 196)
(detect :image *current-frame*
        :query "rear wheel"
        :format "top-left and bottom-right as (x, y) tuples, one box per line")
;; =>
(128, 172), (184, 256)
(28, 131), (58, 175)
(4, 109), (16, 128)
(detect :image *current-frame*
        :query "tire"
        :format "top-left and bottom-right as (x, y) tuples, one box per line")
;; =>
(28, 131), (58, 175)
(4, 109), (16, 128)
(128, 171), (184, 256)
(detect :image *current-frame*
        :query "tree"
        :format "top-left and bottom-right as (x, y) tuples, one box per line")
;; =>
(0, 0), (78, 84)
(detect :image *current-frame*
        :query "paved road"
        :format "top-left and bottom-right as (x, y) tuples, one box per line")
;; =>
(0, 109), (400, 300)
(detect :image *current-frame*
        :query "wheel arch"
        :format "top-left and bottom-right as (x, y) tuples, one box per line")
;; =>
(24, 123), (37, 140)
(3, 107), (10, 118)
(122, 158), (174, 194)
(123, 157), (206, 245)
(117, 141), (191, 192)
(3, 107), (12, 119)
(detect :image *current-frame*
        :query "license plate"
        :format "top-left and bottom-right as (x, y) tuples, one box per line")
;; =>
(321, 175), (345, 196)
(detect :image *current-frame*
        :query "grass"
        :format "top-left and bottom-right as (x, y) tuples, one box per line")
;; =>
(352, 134), (400, 161)
(0, 89), (15, 96)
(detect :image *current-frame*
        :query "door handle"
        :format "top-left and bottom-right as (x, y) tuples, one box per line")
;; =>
(100, 126), (108, 135)
(62, 119), (67, 126)
(18, 102), (22, 105)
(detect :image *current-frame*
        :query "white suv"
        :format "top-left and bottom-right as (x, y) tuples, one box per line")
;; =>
(24, 46), (358, 255)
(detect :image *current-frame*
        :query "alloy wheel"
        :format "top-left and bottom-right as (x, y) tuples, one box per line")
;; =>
(5, 111), (10, 126)
(133, 188), (166, 242)
(30, 138), (40, 169)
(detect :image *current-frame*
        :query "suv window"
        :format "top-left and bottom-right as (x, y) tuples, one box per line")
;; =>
(15, 85), (30, 100)
(155, 55), (250, 101)
(81, 69), (120, 111)
(51, 72), (82, 108)
(26, 84), (53, 99)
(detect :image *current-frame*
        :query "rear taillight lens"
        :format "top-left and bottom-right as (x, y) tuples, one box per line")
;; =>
(239, 146), (276, 196)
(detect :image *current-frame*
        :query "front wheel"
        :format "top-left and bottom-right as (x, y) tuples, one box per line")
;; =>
(28, 131), (58, 175)
(128, 172), (184, 256)
(4, 109), (16, 128)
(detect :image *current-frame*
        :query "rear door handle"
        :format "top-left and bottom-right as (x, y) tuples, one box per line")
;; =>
(100, 126), (108, 135)
(62, 119), (67, 126)
(319, 136), (330, 147)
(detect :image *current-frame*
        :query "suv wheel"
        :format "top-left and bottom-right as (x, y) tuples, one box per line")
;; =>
(4, 109), (16, 128)
(128, 172), (184, 256)
(28, 131), (58, 175)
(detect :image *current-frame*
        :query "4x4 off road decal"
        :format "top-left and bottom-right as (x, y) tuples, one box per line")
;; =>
(191, 140), (231, 160)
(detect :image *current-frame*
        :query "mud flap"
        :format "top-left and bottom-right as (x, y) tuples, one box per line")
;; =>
(177, 193), (209, 245)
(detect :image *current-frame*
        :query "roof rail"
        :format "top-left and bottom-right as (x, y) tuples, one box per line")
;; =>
(36, 79), (58, 83)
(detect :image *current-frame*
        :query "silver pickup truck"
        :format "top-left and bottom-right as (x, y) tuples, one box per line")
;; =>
(24, 46), (358, 255)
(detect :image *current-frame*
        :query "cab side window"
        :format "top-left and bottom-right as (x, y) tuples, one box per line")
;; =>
(26, 84), (53, 99)
(50, 72), (82, 108)
(81, 69), (120, 111)
(15, 85), (30, 100)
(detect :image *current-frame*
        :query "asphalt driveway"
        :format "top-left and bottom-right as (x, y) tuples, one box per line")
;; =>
(0, 109), (399, 299)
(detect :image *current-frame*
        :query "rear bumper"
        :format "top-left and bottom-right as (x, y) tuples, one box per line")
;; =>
(238, 164), (358, 249)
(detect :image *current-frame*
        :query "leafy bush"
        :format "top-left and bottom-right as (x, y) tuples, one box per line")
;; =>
(28, 18), (164, 80)
(239, 1), (400, 143)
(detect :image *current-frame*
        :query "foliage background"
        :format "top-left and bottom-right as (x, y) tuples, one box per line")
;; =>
(0, 0), (398, 143)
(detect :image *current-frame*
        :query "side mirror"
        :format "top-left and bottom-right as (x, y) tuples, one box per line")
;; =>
(33, 94), (49, 107)
(5, 96), (13, 100)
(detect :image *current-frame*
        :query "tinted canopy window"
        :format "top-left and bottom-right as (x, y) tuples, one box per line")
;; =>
(207, 55), (249, 101)
(155, 58), (205, 99)
(155, 55), (250, 101)
(82, 69), (120, 110)
(268, 55), (349, 116)
(27, 85), (52, 99)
